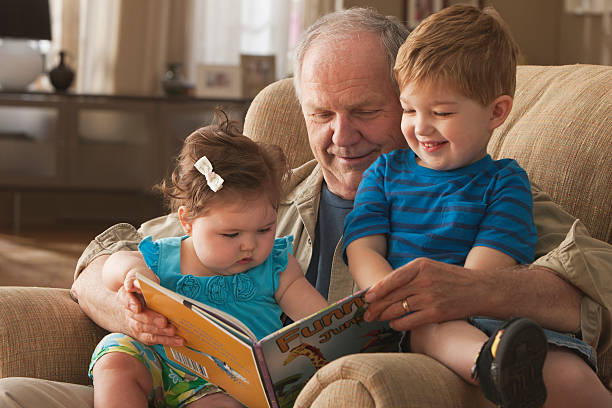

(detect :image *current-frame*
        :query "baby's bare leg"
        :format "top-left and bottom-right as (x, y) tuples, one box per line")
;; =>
(91, 352), (152, 408)
(543, 348), (612, 407)
(187, 391), (245, 408)
(410, 320), (487, 384)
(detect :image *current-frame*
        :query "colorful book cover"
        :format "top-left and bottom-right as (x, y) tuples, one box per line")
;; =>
(136, 273), (400, 408)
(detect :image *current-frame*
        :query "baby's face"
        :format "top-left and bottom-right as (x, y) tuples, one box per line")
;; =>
(187, 195), (277, 276)
(399, 80), (494, 171)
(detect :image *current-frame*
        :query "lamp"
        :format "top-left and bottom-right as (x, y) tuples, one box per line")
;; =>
(0, 0), (52, 91)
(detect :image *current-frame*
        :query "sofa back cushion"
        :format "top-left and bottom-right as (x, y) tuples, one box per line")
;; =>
(244, 78), (312, 170)
(243, 65), (612, 244)
(489, 65), (612, 244)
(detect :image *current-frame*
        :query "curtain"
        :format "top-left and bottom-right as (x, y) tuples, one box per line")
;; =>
(51, 0), (180, 95)
(76, 0), (121, 94)
(185, 0), (294, 82)
(47, 0), (341, 96)
(304, 0), (338, 28)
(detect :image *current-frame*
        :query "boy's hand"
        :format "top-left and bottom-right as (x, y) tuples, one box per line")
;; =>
(117, 270), (185, 347)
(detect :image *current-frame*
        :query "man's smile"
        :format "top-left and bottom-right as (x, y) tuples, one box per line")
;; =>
(334, 150), (378, 165)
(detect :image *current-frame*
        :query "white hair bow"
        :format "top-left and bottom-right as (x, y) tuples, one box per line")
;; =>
(194, 156), (224, 192)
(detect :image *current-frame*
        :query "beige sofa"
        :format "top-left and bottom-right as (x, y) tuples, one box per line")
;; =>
(1, 64), (611, 406)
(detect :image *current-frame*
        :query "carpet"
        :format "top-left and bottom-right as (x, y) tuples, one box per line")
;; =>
(0, 232), (89, 288)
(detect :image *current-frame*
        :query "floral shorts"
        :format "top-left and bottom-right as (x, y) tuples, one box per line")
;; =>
(89, 333), (223, 407)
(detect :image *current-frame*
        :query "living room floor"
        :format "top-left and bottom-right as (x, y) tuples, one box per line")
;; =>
(0, 222), (109, 288)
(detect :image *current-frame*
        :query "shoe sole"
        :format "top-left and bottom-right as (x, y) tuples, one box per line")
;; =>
(491, 318), (548, 408)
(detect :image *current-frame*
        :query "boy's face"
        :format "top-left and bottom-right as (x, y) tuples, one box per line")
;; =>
(399, 80), (495, 171)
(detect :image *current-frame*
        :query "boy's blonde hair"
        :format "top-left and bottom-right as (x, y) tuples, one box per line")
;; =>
(158, 110), (290, 221)
(394, 5), (520, 106)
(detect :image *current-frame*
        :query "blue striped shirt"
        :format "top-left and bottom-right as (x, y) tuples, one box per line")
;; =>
(343, 149), (536, 268)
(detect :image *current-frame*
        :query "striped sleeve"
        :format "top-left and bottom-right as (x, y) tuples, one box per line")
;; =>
(342, 156), (391, 261)
(474, 162), (537, 264)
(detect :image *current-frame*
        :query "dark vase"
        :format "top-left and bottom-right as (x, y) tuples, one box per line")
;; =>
(162, 63), (191, 96)
(49, 51), (75, 92)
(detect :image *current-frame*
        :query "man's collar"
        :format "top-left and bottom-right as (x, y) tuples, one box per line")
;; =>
(282, 159), (322, 205)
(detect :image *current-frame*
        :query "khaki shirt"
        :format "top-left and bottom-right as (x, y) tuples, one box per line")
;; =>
(75, 159), (612, 355)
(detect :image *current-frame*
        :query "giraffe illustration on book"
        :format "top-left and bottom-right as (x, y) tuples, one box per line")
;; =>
(283, 343), (329, 369)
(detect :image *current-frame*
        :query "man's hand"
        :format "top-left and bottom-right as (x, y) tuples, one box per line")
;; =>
(363, 257), (582, 333)
(73, 255), (185, 347)
(363, 258), (485, 331)
(118, 271), (185, 346)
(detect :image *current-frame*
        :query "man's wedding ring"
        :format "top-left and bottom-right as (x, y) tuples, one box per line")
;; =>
(401, 298), (411, 313)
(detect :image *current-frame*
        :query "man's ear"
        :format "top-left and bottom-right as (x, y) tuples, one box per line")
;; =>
(488, 95), (513, 131)
(178, 206), (192, 235)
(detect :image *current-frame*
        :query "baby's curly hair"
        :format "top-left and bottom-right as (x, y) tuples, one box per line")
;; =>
(158, 110), (290, 220)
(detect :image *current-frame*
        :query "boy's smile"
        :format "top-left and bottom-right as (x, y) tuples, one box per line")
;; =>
(399, 80), (497, 171)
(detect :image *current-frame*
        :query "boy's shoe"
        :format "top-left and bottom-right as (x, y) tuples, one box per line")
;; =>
(472, 317), (548, 408)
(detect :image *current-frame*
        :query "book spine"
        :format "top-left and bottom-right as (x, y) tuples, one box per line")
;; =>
(254, 342), (279, 408)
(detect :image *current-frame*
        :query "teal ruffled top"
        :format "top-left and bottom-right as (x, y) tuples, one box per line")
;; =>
(138, 235), (293, 340)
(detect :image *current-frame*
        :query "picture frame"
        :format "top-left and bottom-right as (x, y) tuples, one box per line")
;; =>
(195, 64), (242, 99)
(240, 55), (276, 99)
(406, 0), (446, 29)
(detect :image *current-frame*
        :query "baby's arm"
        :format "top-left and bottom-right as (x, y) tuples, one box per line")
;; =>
(464, 246), (518, 271)
(102, 250), (158, 292)
(346, 234), (393, 289)
(275, 254), (328, 321)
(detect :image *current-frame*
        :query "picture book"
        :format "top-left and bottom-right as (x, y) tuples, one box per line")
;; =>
(135, 273), (401, 408)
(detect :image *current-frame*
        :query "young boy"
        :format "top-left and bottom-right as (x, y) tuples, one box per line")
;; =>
(343, 5), (608, 408)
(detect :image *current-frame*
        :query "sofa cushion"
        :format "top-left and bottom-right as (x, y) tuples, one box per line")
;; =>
(244, 78), (313, 170)
(0, 287), (107, 384)
(489, 64), (612, 244)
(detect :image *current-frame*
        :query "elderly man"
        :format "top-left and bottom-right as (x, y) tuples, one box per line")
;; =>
(1, 7), (610, 407)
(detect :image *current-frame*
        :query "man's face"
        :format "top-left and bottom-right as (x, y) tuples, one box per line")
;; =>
(299, 33), (406, 200)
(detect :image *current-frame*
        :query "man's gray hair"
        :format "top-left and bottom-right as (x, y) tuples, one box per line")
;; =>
(293, 7), (410, 101)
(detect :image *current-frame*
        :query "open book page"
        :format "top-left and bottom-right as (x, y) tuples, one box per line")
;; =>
(135, 273), (271, 408)
(257, 289), (401, 408)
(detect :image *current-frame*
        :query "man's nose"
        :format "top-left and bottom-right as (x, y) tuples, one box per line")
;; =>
(331, 114), (360, 146)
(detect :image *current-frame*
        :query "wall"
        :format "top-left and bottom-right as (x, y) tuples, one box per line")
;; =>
(559, 11), (610, 65)
(485, 0), (559, 65)
(344, 0), (611, 66)
(344, 0), (405, 19)
(490, 0), (611, 65)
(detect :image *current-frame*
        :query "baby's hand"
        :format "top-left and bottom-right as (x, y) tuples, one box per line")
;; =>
(120, 269), (159, 315)
(123, 269), (159, 295)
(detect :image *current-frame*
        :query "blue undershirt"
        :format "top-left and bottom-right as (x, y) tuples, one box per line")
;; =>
(305, 182), (353, 299)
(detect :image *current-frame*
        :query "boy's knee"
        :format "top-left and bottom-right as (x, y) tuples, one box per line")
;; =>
(544, 349), (599, 394)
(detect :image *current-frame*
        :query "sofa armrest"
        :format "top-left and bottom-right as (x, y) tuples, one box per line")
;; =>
(294, 353), (495, 408)
(0, 287), (107, 385)
(295, 348), (612, 407)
